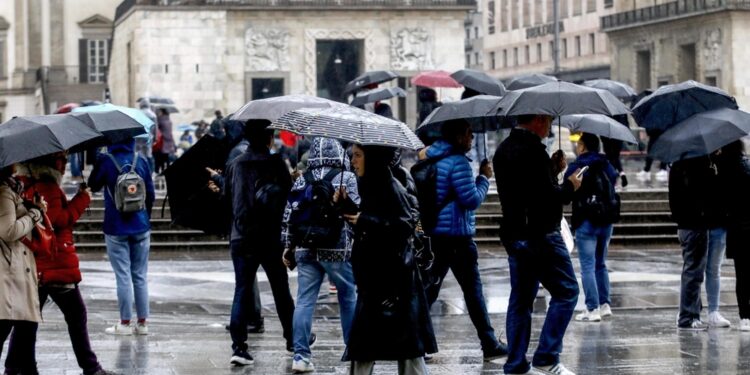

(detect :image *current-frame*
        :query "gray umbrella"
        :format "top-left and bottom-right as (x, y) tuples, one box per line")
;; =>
(649, 108), (750, 163)
(343, 70), (399, 95)
(417, 95), (504, 138)
(350, 87), (407, 107)
(230, 95), (344, 122)
(270, 106), (424, 150)
(451, 69), (506, 96)
(506, 73), (557, 90)
(582, 79), (637, 101)
(497, 81), (631, 117)
(559, 115), (637, 144)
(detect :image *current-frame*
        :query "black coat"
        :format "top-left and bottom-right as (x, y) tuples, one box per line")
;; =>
(718, 155), (750, 259)
(492, 128), (575, 243)
(344, 171), (437, 361)
(668, 156), (727, 230)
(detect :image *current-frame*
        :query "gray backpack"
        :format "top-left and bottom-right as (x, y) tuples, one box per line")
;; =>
(105, 153), (147, 213)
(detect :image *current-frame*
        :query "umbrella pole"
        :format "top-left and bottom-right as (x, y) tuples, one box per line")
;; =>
(558, 116), (562, 150)
(483, 132), (488, 161)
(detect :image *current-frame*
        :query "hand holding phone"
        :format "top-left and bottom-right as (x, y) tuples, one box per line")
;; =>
(575, 166), (589, 179)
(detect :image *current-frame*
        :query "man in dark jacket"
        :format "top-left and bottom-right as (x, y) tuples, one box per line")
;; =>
(423, 120), (508, 361)
(88, 140), (155, 336)
(493, 114), (582, 375)
(669, 156), (729, 329)
(222, 125), (295, 366)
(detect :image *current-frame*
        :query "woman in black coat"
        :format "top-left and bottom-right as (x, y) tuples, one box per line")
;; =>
(340, 144), (437, 375)
(717, 140), (750, 331)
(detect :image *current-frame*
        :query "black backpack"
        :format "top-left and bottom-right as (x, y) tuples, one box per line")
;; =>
(287, 168), (344, 249)
(410, 155), (453, 233)
(573, 160), (621, 226)
(251, 169), (288, 235)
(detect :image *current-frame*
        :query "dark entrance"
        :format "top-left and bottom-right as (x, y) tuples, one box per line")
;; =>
(316, 40), (364, 103)
(251, 78), (284, 100)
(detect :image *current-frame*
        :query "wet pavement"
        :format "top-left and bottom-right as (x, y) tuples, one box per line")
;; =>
(7, 248), (749, 374)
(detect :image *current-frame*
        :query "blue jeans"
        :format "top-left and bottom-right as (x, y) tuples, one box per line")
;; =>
(706, 228), (726, 313)
(69, 152), (83, 178)
(503, 232), (579, 374)
(574, 221), (613, 311)
(293, 253), (356, 358)
(678, 229), (707, 326)
(105, 231), (151, 321)
(425, 236), (499, 352)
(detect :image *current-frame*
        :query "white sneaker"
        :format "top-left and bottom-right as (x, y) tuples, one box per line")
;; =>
(574, 309), (601, 322)
(740, 319), (750, 331)
(292, 354), (314, 373)
(534, 363), (576, 375)
(105, 323), (133, 335)
(636, 170), (651, 181)
(655, 169), (668, 182)
(708, 311), (731, 328)
(599, 303), (613, 318)
(134, 322), (149, 335)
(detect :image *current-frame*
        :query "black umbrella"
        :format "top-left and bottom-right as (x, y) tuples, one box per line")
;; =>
(582, 79), (637, 101)
(632, 80), (738, 132)
(451, 69), (506, 96)
(230, 94), (344, 122)
(506, 73), (557, 90)
(0, 114), (102, 168)
(343, 70), (399, 95)
(649, 108), (750, 163)
(559, 115), (637, 144)
(416, 95), (505, 139)
(70, 111), (147, 144)
(163, 135), (231, 235)
(270, 106), (424, 150)
(350, 87), (407, 107)
(497, 81), (630, 117)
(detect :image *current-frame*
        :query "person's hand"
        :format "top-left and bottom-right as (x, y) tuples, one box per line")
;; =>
(551, 150), (567, 175)
(291, 169), (302, 181)
(333, 187), (348, 203)
(34, 195), (48, 213)
(78, 182), (91, 198)
(205, 167), (221, 178)
(480, 159), (493, 179)
(207, 180), (220, 193)
(282, 248), (293, 268)
(343, 213), (359, 225)
(568, 168), (583, 191)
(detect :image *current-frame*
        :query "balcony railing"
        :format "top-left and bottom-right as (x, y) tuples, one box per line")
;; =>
(601, 0), (750, 30)
(117, 0), (476, 19)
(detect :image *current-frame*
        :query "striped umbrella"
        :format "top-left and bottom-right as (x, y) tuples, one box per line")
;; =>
(230, 94), (345, 122)
(270, 106), (424, 150)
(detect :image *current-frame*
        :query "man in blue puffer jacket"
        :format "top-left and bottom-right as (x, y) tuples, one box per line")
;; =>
(423, 120), (508, 361)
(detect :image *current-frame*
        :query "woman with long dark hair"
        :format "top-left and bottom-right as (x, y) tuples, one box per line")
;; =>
(341, 144), (437, 375)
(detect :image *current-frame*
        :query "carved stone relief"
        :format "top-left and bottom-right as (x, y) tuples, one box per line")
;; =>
(703, 28), (722, 71)
(245, 28), (290, 71)
(390, 27), (434, 71)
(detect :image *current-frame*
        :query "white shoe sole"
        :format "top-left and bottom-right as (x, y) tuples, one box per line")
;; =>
(230, 356), (254, 366)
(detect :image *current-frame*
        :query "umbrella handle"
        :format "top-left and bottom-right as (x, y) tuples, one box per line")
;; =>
(558, 116), (562, 151)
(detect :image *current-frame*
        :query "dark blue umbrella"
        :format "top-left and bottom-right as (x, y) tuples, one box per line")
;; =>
(649, 108), (750, 163)
(632, 80), (738, 132)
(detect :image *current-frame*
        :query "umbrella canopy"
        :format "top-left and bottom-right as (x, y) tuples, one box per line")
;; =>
(54, 102), (80, 114)
(649, 108), (750, 163)
(632, 80), (738, 132)
(582, 79), (637, 101)
(497, 81), (631, 117)
(451, 69), (506, 96)
(69, 111), (147, 145)
(350, 87), (407, 107)
(230, 94), (344, 122)
(270, 106), (424, 150)
(138, 96), (179, 113)
(506, 73), (557, 90)
(343, 70), (399, 95)
(72, 103), (155, 141)
(0, 114), (103, 168)
(559, 115), (637, 144)
(410, 70), (462, 88)
(416, 95), (505, 139)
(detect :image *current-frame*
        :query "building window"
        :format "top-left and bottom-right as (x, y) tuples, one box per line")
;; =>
(503, 49), (508, 68)
(252, 78), (284, 100)
(537, 43), (542, 62)
(524, 0), (532, 27)
(466, 28), (470, 40)
(514, 47), (519, 66)
(587, 0), (596, 12)
(85, 39), (108, 83)
(589, 33), (596, 54)
(512, 0), (519, 29)
(0, 40), (5, 79)
(705, 76), (717, 87)
(475, 52), (480, 66)
(573, 0), (582, 16)
(549, 40), (554, 60)
(488, 1), (496, 34)
(525, 45), (530, 64)
(575, 36), (581, 57)
(466, 54), (471, 67)
(546, 0), (554, 22)
(501, 0), (509, 31)
(604, 0), (613, 8)
(474, 27), (479, 39)
(562, 38), (568, 59)
(491, 51), (496, 70)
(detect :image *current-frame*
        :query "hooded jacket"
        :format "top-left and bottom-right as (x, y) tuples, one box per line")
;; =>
(564, 151), (619, 229)
(425, 139), (489, 237)
(88, 140), (156, 236)
(668, 156), (727, 230)
(281, 138), (359, 261)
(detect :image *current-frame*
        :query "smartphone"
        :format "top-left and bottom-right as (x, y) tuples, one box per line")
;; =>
(575, 166), (589, 179)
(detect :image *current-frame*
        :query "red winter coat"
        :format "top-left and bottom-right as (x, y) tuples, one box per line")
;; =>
(18, 167), (90, 285)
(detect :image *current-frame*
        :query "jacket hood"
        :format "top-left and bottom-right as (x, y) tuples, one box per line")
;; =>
(576, 151), (609, 166)
(426, 139), (458, 159)
(307, 137), (348, 170)
(107, 139), (136, 154)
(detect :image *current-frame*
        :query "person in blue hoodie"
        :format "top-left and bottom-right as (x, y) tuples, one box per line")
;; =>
(422, 119), (508, 361)
(564, 133), (619, 323)
(88, 140), (155, 336)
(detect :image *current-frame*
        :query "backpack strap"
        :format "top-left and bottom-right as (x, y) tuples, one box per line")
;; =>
(130, 152), (139, 173)
(104, 153), (123, 174)
(322, 168), (342, 183)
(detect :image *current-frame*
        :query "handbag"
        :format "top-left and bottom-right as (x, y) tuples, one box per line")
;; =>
(21, 210), (55, 258)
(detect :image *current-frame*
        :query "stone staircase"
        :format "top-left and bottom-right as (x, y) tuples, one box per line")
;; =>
(72, 189), (677, 252)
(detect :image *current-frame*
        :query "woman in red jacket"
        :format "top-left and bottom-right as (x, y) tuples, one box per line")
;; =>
(7, 153), (114, 375)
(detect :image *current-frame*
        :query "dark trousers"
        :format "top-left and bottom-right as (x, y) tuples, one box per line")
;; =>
(425, 236), (499, 351)
(735, 252), (750, 319)
(229, 241), (295, 352)
(8, 286), (101, 375)
(1, 320), (38, 374)
(677, 229), (708, 326)
(503, 232), (579, 374)
(601, 137), (623, 173)
(154, 152), (170, 174)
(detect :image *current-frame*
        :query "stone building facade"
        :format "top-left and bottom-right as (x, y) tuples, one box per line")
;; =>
(602, 0), (750, 108)
(465, 0), (485, 70)
(483, 0), (615, 81)
(109, 0), (474, 126)
(0, 0), (121, 120)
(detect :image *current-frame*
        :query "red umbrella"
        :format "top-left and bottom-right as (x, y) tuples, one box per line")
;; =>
(279, 130), (298, 147)
(410, 70), (462, 88)
(54, 103), (79, 114)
